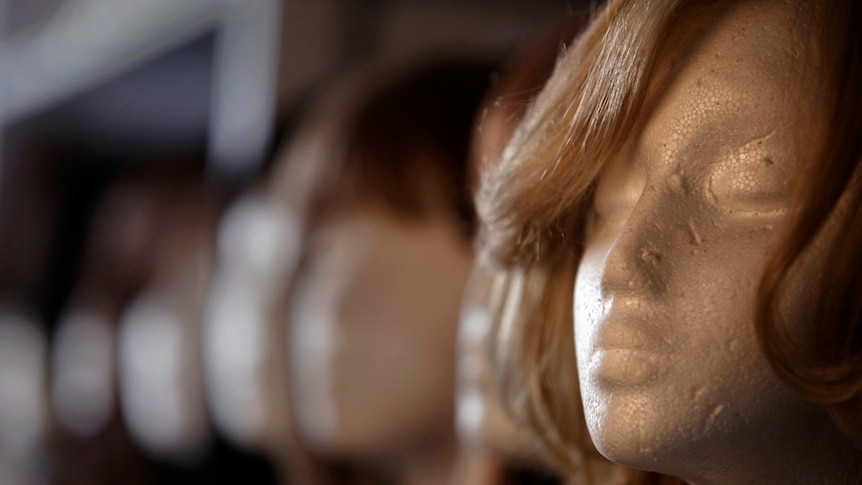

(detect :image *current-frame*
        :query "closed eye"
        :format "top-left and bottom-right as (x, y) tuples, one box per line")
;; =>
(706, 158), (794, 216)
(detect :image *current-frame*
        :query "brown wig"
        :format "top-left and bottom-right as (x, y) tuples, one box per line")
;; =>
(475, 0), (862, 482)
(270, 58), (492, 241)
(267, 57), (492, 483)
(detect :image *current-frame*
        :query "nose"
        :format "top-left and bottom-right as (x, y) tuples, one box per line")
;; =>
(597, 203), (670, 299)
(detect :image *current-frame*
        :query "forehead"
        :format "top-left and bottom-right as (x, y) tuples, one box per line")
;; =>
(633, 1), (822, 176)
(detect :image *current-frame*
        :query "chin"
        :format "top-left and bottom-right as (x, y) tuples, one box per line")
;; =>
(584, 389), (699, 475)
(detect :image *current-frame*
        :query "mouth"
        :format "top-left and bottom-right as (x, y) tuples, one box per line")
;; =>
(587, 316), (668, 388)
(588, 347), (663, 388)
(595, 315), (667, 350)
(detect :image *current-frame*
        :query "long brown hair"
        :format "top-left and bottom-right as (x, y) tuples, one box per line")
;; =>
(476, 0), (862, 482)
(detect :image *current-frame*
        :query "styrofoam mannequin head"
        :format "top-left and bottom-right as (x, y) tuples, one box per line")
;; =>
(204, 190), (300, 451)
(0, 304), (46, 461)
(52, 305), (114, 439)
(53, 177), (169, 442)
(275, 60), (492, 484)
(118, 269), (211, 461)
(288, 206), (472, 460)
(117, 190), (216, 461)
(573, 1), (862, 482)
(0, 304), (46, 485)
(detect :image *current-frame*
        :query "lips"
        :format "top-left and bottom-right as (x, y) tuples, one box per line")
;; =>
(589, 347), (664, 388)
(586, 311), (669, 388)
(594, 314), (667, 351)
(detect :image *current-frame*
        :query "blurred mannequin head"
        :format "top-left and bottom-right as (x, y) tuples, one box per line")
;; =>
(117, 182), (217, 461)
(272, 58), (489, 481)
(203, 189), (299, 454)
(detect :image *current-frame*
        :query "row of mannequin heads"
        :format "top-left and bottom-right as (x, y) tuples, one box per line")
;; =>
(0, 19), (578, 485)
(4, 0), (862, 483)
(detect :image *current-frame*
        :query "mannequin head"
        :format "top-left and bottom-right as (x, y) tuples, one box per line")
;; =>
(204, 189), (299, 455)
(273, 59), (489, 473)
(476, 0), (862, 483)
(457, 13), (595, 472)
(51, 178), (165, 441)
(49, 170), (209, 483)
(117, 184), (217, 460)
(0, 303), (46, 468)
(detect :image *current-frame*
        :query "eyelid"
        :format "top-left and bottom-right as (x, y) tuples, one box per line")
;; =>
(705, 160), (794, 216)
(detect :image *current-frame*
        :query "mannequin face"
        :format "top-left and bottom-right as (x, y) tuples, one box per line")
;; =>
(288, 206), (472, 459)
(574, 1), (840, 480)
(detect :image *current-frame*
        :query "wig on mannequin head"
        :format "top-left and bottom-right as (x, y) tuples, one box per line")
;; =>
(268, 56), (493, 484)
(476, 0), (862, 482)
